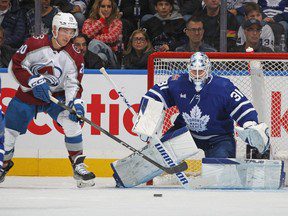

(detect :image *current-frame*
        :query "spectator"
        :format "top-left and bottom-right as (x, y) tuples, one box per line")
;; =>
(73, 33), (106, 69)
(52, 0), (90, 29)
(82, 0), (122, 53)
(177, 0), (203, 22)
(141, 0), (186, 51)
(176, 16), (217, 52)
(227, 0), (257, 25)
(258, 0), (288, 44)
(196, 0), (239, 51)
(116, 0), (152, 47)
(122, 29), (154, 69)
(0, 0), (26, 48)
(231, 18), (273, 52)
(26, 0), (60, 37)
(237, 2), (274, 51)
(0, 26), (16, 68)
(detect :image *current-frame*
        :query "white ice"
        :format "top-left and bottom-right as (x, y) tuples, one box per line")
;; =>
(1, 177), (288, 216)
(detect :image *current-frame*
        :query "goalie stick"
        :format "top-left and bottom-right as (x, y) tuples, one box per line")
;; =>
(99, 67), (191, 188)
(49, 95), (187, 174)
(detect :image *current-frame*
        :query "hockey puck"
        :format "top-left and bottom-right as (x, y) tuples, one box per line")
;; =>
(153, 193), (163, 197)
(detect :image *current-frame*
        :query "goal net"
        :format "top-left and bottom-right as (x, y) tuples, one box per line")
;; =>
(147, 52), (288, 186)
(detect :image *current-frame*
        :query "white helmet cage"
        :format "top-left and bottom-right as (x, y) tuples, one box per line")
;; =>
(188, 52), (212, 92)
(52, 12), (78, 39)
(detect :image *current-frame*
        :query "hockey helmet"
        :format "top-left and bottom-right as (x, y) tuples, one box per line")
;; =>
(52, 12), (78, 38)
(188, 52), (212, 92)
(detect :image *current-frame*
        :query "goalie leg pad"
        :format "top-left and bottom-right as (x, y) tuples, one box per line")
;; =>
(196, 158), (285, 189)
(150, 126), (199, 164)
(111, 126), (198, 188)
(111, 144), (165, 188)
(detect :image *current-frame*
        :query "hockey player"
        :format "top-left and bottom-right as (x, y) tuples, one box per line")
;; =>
(0, 12), (95, 187)
(111, 52), (270, 188)
(0, 77), (4, 172)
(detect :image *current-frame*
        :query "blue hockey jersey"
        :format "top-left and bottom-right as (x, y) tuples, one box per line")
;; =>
(144, 74), (258, 139)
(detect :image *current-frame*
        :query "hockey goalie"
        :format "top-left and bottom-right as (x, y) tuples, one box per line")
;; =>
(111, 52), (284, 189)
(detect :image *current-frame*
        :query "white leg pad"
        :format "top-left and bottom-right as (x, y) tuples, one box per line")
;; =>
(194, 158), (285, 189)
(111, 126), (198, 188)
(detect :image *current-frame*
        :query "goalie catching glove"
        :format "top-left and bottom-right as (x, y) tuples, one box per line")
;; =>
(235, 122), (270, 154)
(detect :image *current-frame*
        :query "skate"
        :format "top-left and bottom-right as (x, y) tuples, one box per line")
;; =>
(71, 155), (95, 188)
(0, 160), (14, 183)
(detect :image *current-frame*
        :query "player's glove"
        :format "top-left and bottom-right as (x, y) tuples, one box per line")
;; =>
(68, 99), (85, 123)
(235, 121), (270, 154)
(28, 75), (50, 103)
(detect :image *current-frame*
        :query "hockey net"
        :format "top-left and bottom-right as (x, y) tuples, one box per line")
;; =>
(147, 52), (288, 186)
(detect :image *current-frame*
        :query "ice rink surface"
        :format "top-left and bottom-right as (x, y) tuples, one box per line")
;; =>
(1, 177), (288, 216)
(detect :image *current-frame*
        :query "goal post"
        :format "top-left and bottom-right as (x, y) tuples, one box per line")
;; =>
(147, 52), (288, 186)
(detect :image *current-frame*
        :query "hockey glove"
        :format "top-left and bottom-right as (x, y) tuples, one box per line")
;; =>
(68, 99), (85, 123)
(28, 75), (50, 103)
(235, 122), (270, 154)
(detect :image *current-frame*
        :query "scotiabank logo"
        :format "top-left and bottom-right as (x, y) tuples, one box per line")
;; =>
(0, 88), (139, 136)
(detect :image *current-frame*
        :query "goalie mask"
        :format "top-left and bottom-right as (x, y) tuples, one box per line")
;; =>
(52, 12), (78, 39)
(188, 52), (211, 92)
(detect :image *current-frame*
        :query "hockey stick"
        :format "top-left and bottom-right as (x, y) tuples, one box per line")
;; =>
(99, 67), (190, 188)
(49, 95), (187, 174)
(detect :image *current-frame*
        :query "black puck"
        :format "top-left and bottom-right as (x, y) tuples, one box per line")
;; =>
(153, 193), (163, 197)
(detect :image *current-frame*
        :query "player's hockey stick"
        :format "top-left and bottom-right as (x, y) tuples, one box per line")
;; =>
(99, 67), (190, 188)
(49, 95), (187, 174)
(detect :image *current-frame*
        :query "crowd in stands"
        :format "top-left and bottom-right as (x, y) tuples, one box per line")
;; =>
(0, 0), (287, 69)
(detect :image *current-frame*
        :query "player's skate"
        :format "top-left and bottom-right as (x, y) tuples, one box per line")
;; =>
(0, 160), (14, 183)
(71, 155), (95, 188)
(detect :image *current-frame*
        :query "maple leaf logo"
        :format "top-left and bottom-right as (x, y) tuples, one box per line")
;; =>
(182, 105), (210, 132)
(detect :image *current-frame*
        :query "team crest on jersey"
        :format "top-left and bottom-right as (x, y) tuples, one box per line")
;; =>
(182, 105), (210, 132)
(30, 61), (62, 86)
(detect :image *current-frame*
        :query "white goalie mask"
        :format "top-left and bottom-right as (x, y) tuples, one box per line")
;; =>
(52, 12), (78, 38)
(188, 52), (212, 92)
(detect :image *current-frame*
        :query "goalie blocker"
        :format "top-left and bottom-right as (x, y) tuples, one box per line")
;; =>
(111, 126), (199, 188)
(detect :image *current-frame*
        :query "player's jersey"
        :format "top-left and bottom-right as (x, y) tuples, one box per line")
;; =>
(8, 34), (84, 105)
(144, 74), (258, 139)
(258, 0), (287, 19)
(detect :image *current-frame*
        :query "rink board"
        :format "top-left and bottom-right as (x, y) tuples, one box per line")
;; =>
(1, 68), (288, 177)
(0, 69), (147, 177)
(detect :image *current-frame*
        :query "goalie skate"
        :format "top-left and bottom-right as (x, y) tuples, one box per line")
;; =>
(71, 155), (95, 188)
(0, 160), (14, 183)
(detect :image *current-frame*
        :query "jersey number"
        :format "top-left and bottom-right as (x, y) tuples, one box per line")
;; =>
(230, 89), (244, 101)
(16, 45), (28, 54)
